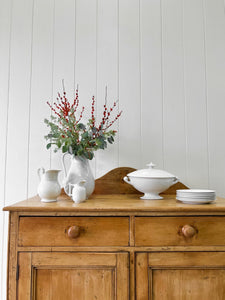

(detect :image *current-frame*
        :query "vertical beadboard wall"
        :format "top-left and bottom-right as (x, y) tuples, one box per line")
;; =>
(1, 0), (225, 298)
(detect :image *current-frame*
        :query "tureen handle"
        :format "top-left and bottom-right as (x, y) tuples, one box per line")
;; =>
(123, 176), (132, 185)
(173, 177), (179, 184)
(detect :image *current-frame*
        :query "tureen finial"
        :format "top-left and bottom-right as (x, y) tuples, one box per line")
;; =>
(147, 162), (156, 169)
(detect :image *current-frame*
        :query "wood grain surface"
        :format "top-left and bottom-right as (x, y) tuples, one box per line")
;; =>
(135, 216), (225, 246)
(136, 252), (225, 300)
(18, 252), (129, 300)
(3, 194), (225, 213)
(18, 216), (129, 247)
(153, 269), (225, 300)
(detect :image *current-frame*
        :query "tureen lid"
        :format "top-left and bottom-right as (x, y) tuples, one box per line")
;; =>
(127, 162), (176, 178)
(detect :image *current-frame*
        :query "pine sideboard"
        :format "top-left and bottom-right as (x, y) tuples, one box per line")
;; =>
(3, 167), (225, 300)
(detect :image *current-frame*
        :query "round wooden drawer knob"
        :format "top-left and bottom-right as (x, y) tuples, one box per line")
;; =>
(68, 225), (80, 239)
(182, 224), (197, 238)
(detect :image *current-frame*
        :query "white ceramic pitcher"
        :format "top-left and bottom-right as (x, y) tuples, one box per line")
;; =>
(37, 168), (61, 202)
(69, 180), (87, 203)
(62, 154), (95, 198)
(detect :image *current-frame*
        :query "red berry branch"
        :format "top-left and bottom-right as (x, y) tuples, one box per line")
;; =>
(44, 86), (122, 160)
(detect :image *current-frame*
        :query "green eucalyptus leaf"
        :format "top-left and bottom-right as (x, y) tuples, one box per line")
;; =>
(96, 137), (103, 147)
(84, 151), (94, 160)
(68, 146), (73, 154)
(77, 123), (86, 130)
(62, 145), (68, 153)
(107, 137), (113, 144)
(82, 131), (89, 139)
(89, 140), (96, 146)
(99, 142), (105, 149)
(92, 127), (97, 134)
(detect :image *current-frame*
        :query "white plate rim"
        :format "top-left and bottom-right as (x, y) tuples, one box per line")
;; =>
(176, 189), (215, 193)
(177, 193), (215, 197)
(176, 195), (216, 199)
(176, 196), (215, 200)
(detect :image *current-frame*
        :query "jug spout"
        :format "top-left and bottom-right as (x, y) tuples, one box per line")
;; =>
(78, 179), (86, 186)
(37, 167), (45, 180)
(45, 169), (61, 180)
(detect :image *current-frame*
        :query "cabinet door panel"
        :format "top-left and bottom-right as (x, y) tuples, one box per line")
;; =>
(18, 252), (129, 300)
(36, 269), (114, 300)
(153, 269), (225, 300)
(136, 252), (225, 300)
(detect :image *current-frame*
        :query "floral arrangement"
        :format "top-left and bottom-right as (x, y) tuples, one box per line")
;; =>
(44, 88), (122, 160)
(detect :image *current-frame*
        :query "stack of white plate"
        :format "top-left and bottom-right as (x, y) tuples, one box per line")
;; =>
(176, 189), (216, 204)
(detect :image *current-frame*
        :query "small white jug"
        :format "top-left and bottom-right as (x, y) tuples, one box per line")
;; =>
(69, 180), (86, 203)
(37, 168), (61, 202)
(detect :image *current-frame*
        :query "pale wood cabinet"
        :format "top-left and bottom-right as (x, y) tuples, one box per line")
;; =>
(4, 167), (225, 300)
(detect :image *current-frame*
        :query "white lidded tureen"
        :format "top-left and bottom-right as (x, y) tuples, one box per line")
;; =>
(123, 162), (179, 200)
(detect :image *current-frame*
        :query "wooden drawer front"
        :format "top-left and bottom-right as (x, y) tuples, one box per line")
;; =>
(18, 216), (129, 247)
(135, 216), (225, 246)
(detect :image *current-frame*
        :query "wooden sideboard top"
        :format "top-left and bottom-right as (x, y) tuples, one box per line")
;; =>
(3, 167), (225, 213)
(3, 194), (225, 213)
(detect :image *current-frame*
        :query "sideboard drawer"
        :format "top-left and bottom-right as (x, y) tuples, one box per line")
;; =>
(135, 216), (225, 246)
(18, 216), (129, 247)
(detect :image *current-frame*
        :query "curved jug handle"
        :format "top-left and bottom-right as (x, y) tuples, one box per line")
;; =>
(68, 183), (75, 197)
(37, 167), (45, 180)
(62, 153), (70, 177)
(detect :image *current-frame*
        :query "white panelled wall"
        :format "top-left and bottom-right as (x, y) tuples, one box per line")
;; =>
(1, 0), (225, 298)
